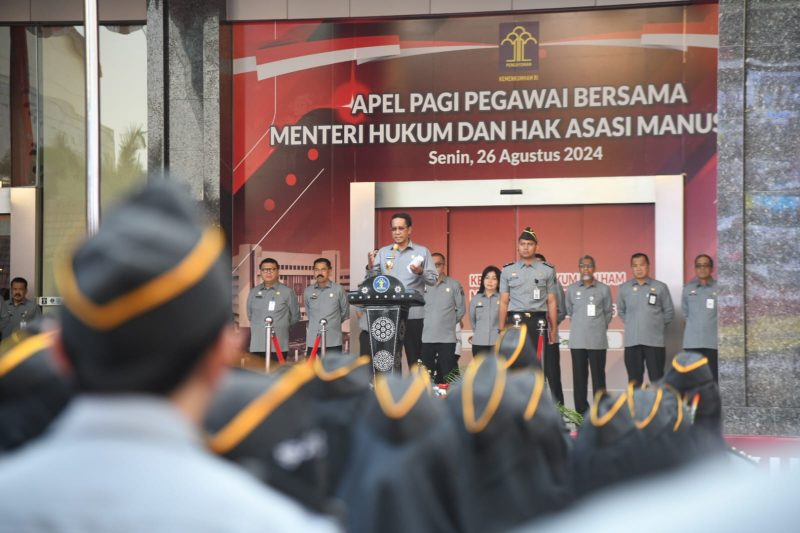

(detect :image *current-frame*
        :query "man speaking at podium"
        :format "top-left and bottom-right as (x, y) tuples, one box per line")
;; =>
(367, 213), (436, 367)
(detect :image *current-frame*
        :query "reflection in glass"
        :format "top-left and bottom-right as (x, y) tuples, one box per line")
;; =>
(0, 27), (38, 187)
(100, 25), (147, 210)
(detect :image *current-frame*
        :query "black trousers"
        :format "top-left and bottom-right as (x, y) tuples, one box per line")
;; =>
(624, 345), (665, 385)
(403, 318), (424, 368)
(359, 330), (371, 357)
(508, 312), (564, 405)
(571, 349), (607, 414)
(421, 342), (458, 384)
(471, 344), (494, 358)
(685, 347), (719, 383)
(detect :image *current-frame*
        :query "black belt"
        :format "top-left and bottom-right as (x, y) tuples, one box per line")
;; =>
(507, 311), (546, 318)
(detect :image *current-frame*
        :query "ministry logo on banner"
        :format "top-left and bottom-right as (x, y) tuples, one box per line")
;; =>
(499, 22), (540, 73)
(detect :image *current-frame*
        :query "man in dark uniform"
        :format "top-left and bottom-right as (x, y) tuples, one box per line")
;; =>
(499, 228), (559, 390)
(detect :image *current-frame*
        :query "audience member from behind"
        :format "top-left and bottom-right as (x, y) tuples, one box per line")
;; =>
(663, 351), (725, 452)
(0, 326), (72, 452)
(0, 181), (337, 532)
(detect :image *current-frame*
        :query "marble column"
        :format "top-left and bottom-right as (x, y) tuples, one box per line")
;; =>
(718, 0), (800, 435)
(146, 0), (229, 225)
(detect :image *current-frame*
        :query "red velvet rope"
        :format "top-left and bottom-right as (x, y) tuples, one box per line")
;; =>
(272, 335), (286, 364)
(307, 334), (321, 364)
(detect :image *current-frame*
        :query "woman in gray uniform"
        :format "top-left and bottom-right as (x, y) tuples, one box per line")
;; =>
(469, 265), (502, 357)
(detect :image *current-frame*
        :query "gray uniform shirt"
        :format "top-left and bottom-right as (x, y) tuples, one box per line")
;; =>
(247, 282), (300, 353)
(304, 281), (348, 347)
(565, 280), (613, 350)
(617, 277), (674, 347)
(682, 278), (718, 349)
(0, 396), (338, 533)
(367, 240), (437, 320)
(469, 292), (500, 346)
(1, 298), (41, 339)
(421, 276), (465, 343)
(499, 260), (557, 312)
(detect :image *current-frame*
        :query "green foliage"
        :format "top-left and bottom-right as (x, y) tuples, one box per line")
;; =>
(557, 402), (584, 427)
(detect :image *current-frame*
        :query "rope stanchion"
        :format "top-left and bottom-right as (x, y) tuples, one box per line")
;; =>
(307, 334), (321, 364)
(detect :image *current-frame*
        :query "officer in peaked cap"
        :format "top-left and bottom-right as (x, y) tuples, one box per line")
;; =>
(446, 356), (571, 532)
(0, 329), (72, 452)
(499, 228), (560, 397)
(0, 181), (336, 532)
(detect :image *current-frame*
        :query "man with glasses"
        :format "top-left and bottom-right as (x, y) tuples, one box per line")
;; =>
(304, 257), (348, 356)
(682, 254), (719, 381)
(617, 252), (675, 384)
(367, 212), (437, 368)
(421, 253), (465, 383)
(247, 258), (300, 360)
(565, 255), (613, 413)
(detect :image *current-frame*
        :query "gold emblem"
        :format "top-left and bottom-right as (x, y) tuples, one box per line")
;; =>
(501, 26), (538, 68)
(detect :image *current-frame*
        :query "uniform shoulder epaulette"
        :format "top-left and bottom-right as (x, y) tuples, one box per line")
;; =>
(541, 261), (555, 269)
(503, 261), (515, 268)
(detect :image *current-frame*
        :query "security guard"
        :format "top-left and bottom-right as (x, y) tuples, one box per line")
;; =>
(247, 258), (300, 360)
(499, 228), (558, 382)
(565, 255), (613, 414)
(303, 258), (348, 355)
(421, 253), (465, 383)
(366, 212), (437, 367)
(682, 254), (718, 382)
(617, 252), (674, 384)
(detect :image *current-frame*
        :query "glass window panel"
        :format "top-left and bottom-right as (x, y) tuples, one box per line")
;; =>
(100, 25), (147, 211)
(39, 25), (87, 301)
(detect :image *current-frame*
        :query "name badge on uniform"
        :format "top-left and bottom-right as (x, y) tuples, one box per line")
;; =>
(587, 304), (596, 317)
(476, 302), (483, 308)
(533, 288), (541, 300)
(648, 294), (657, 305)
(256, 291), (263, 298)
(310, 293), (318, 300)
(268, 300), (276, 311)
(706, 298), (715, 309)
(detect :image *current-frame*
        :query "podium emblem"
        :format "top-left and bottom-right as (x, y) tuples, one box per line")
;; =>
(373, 350), (394, 372)
(373, 275), (390, 293)
(371, 317), (396, 342)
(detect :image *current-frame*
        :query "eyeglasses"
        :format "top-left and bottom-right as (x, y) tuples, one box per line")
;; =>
(578, 263), (594, 268)
(260, 268), (278, 273)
